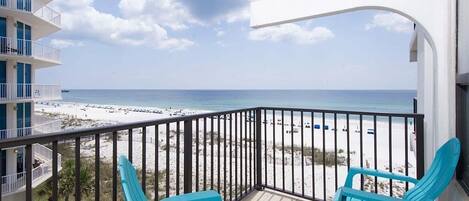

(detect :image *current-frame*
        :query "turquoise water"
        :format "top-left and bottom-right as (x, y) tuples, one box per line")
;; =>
(60, 90), (416, 113)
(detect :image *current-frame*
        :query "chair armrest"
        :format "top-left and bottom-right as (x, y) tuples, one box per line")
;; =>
(334, 187), (402, 201)
(344, 167), (419, 188)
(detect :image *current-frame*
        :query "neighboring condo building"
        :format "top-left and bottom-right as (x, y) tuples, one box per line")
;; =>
(0, 0), (62, 199)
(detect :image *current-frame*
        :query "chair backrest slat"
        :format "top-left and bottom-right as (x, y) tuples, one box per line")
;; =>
(119, 156), (148, 201)
(404, 138), (460, 201)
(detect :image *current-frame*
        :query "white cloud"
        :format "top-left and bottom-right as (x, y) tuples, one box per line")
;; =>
(216, 30), (225, 37)
(223, 6), (250, 23)
(50, 0), (194, 50)
(249, 24), (334, 45)
(118, 0), (201, 30)
(365, 13), (413, 33)
(50, 39), (84, 48)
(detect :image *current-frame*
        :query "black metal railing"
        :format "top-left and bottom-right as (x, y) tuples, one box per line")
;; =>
(0, 107), (424, 201)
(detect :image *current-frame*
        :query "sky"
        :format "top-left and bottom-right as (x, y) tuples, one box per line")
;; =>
(36, 0), (417, 90)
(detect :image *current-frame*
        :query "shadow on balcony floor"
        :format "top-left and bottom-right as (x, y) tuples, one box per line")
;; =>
(243, 190), (309, 201)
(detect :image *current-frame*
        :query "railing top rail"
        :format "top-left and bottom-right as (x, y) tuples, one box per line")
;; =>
(0, 107), (258, 148)
(259, 106), (424, 118)
(0, 106), (423, 149)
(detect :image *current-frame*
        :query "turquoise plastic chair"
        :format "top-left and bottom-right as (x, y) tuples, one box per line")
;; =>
(334, 138), (460, 201)
(119, 156), (148, 201)
(161, 190), (222, 201)
(119, 156), (222, 201)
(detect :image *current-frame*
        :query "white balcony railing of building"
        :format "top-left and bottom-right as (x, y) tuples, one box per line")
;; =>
(0, 0), (61, 26)
(1, 144), (62, 195)
(0, 37), (61, 62)
(33, 5), (61, 27)
(0, 120), (61, 139)
(0, 83), (62, 102)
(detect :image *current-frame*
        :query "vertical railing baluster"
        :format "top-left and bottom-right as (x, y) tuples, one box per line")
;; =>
(346, 113), (350, 171)
(273, 110), (276, 189)
(360, 115), (364, 191)
(249, 110), (252, 190)
(240, 112), (243, 196)
(218, 115), (221, 193)
(112, 132), (117, 201)
(211, 117), (214, 190)
(404, 117), (409, 191)
(281, 110), (285, 191)
(25, 144), (32, 201)
(374, 115), (378, 194)
(76, 137), (81, 201)
(196, 119), (199, 192)
(244, 111), (248, 194)
(264, 109), (267, 186)
(229, 113), (233, 201)
(176, 122), (180, 195)
(389, 116), (393, 197)
(204, 117), (207, 191)
(301, 111), (305, 196)
(166, 123), (170, 197)
(334, 113), (338, 191)
(143, 126), (147, 193)
(155, 125), (159, 201)
(234, 113), (238, 200)
(311, 112), (315, 199)
(291, 110), (294, 194)
(94, 135), (100, 201)
(183, 119), (193, 194)
(129, 129), (133, 163)
(223, 114), (227, 200)
(322, 112), (326, 201)
(52, 141), (58, 201)
(416, 115), (425, 179)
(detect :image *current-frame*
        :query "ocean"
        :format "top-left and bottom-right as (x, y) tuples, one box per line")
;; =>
(60, 90), (416, 113)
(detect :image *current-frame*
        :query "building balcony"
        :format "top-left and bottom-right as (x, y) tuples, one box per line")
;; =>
(0, 0), (60, 38)
(0, 83), (62, 103)
(1, 144), (62, 196)
(0, 120), (61, 140)
(0, 37), (61, 67)
(0, 107), (424, 200)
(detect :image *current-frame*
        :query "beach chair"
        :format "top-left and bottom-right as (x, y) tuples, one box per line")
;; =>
(119, 156), (148, 201)
(161, 190), (222, 201)
(334, 138), (460, 201)
(119, 156), (222, 201)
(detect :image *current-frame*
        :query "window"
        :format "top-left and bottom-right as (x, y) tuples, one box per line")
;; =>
(16, 0), (31, 12)
(0, 17), (6, 54)
(16, 21), (31, 56)
(16, 62), (31, 98)
(16, 102), (31, 136)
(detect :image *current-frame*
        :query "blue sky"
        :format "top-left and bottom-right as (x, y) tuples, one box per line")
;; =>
(36, 0), (417, 90)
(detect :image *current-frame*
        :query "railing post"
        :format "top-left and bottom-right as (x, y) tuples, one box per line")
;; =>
(415, 115), (425, 179)
(255, 108), (263, 190)
(183, 120), (193, 194)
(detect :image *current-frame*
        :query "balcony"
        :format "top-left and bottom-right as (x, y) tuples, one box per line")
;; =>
(0, 120), (61, 139)
(1, 144), (62, 196)
(0, 0), (60, 38)
(0, 83), (62, 103)
(0, 37), (61, 67)
(0, 107), (424, 200)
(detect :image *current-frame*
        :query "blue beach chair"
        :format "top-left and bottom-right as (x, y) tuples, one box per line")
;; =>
(334, 138), (460, 201)
(119, 156), (148, 201)
(119, 156), (222, 201)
